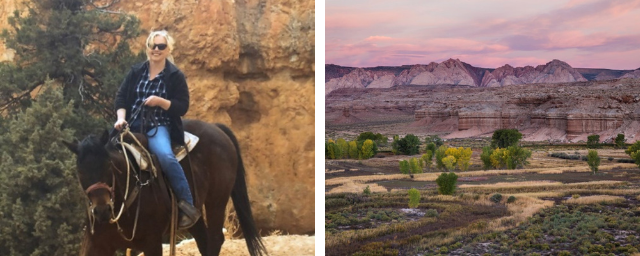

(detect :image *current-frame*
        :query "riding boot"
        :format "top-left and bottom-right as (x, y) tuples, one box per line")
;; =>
(178, 200), (201, 230)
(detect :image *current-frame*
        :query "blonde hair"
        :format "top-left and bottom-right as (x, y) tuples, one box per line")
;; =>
(145, 30), (175, 63)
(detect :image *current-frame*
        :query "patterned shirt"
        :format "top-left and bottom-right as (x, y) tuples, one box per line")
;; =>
(130, 64), (171, 128)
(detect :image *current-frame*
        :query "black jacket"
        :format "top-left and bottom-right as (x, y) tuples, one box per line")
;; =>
(115, 60), (189, 145)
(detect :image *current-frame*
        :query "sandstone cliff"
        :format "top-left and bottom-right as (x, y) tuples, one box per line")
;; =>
(326, 79), (640, 143)
(0, 0), (315, 234)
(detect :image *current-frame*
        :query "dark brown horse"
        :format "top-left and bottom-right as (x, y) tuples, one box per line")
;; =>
(64, 120), (267, 256)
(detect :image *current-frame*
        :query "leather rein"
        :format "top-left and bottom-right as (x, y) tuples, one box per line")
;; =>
(85, 127), (153, 242)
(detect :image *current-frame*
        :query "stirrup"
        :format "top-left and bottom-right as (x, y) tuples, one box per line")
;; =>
(177, 200), (201, 230)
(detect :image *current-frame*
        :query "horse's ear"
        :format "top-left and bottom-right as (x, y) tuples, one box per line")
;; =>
(100, 130), (110, 145)
(62, 140), (79, 155)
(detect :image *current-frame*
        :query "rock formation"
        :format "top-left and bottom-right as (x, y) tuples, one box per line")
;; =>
(0, 0), (315, 234)
(326, 79), (640, 143)
(325, 59), (640, 95)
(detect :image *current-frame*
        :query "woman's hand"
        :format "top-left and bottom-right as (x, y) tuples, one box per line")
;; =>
(144, 96), (171, 110)
(114, 119), (128, 131)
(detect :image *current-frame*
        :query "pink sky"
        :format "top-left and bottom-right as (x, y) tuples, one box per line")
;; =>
(326, 0), (640, 69)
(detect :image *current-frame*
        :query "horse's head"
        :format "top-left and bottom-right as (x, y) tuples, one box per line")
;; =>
(64, 130), (121, 223)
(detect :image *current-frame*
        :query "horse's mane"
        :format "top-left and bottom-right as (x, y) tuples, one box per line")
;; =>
(77, 135), (109, 164)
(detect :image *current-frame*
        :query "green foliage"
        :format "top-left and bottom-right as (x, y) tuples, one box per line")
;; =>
(392, 134), (420, 155)
(506, 146), (532, 169)
(325, 141), (342, 159)
(425, 135), (443, 147)
(425, 143), (436, 157)
(435, 145), (448, 170)
(399, 160), (410, 174)
(507, 195), (516, 204)
(0, 0), (144, 120)
(587, 149), (601, 174)
(490, 193), (503, 203)
(625, 140), (640, 169)
(409, 158), (422, 174)
(348, 141), (359, 159)
(357, 132), (386, 146)
(421, 152), (433, 171)
(442, 155), (456, 171)
(446, 147), (472, 171)
(336, 138), (349, 159)
(490, 129), (522, 149)
(0, 86), (85, 255)
(425, 209), (438, 217)
(407, 188), (420, 208)
(490, 148), (508, 169)
(615, 133), (626, 149)
(572, 194), (581, 199)
(361, 139), (375, 159)
(363, 185), (371, 195)
(391, 135), (400, 154)
(480, 146), (493, 170)
(435, 172), (458, 195)
(587, 134), (601, 149)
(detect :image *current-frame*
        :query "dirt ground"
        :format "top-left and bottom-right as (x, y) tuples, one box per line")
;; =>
(139, 234), (315, 256)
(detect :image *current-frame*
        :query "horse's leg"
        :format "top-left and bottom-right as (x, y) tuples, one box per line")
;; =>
(140, 242), (163, 256)
(188, 217), (209, 255)
(204, 202), (227, 256)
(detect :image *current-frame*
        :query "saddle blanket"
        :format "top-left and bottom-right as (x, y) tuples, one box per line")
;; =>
(121, 132), (199, 171)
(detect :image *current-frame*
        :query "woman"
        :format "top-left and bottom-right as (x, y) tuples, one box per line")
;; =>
(114, 30), (200, 230)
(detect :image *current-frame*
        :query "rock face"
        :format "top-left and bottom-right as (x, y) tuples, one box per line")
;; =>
(325, 59), (590, 95)
(326, 79), (640, 142)
(0, 0), (315, 234)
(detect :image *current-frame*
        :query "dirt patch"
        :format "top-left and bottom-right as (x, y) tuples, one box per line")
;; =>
(142, 235), (315, 256)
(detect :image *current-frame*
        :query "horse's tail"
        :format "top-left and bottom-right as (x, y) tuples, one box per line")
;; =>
(216, 123), (268, 256)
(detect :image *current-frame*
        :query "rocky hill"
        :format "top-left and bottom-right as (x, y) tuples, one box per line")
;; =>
(326, 59), (636, 95)
(0, 0), (314, 234)
(326, 79), (640, 143)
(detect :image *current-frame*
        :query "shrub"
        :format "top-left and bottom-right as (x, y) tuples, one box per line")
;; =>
(615, 133), (626, 149)
(425, 142), (436, 157)
(587, 149), (600, 174)
(425, 209), (438, 217)
(608, 157), (614, 161)
(442, 155), (457, 171)
(506, 146), (532, 169)
(363, 185), (371, 195)
(435, 145), (448, 169)
(408, 188), (420, 208)
(393, 134), (421, 155)
(558, 251), (572, 256)
(425, 135), (443, 147)
(436, 172), (458, 195)
(421, 152), (433, 171)
(625, 140), (640, 168)
(361, 139), (375, 159)
(507, 196), (516, 204)
(480, 146), (493, 170)
(491, 129), (522, 149)
(587, 134), (600, 149)
(399, 160), (410, 174)
(490, 193), (503, 203)
(572, 194), (580, 199)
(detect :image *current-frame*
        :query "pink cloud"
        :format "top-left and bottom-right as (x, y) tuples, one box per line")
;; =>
(545, 31), (608, 49)
(365, 36), (394, 41)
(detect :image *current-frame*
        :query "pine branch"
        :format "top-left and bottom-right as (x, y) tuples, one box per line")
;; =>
(0, 80), (44, 111)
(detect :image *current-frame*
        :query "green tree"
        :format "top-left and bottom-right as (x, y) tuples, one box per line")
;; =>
(325, 141), (341, 159)
(336, 138), (349, 159)
(348, 141), (359, 159)
(0, 0), (144, 123)
(421, 151), (433, 171)
(480, 146), (493, 170)
(425, 135), (443, 147)
(361, 139), (375, 159)
(0, 86), (84, 255)
(391, 135), (400, 154)
(409, 158), (422, 174)
(587, 150), (600, 174)
(408, 188), (420, 208)
(615, 134), (626, 149)
(399, 160), (410, 174)
(393, 134), (421, 155)
(491, 129), (522, 149)
(363, 185), (371, 195)
(435, 145), (448, 170)
(435, 172), (458, 195)
(425, 143), (436, 159)
(442, 155), (456, 171)
(506, 146), (532, 169)
(587, 134), (600, 149)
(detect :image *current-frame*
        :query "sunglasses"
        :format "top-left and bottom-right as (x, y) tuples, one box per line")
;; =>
(149, 43), (168, 50)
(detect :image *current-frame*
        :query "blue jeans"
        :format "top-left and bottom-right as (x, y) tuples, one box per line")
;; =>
(145, 125), (194, 205)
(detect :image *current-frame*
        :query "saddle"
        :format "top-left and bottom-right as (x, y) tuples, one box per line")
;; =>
(120, 132), (199, 175)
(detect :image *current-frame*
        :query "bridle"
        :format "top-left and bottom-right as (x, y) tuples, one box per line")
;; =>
(84, 127), (154, 242)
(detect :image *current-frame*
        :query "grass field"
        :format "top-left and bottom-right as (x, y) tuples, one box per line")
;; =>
(325, 147), (640, 255)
